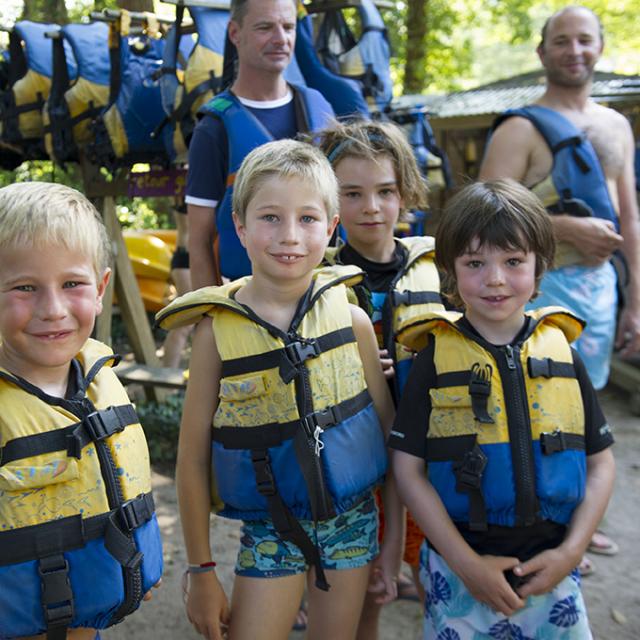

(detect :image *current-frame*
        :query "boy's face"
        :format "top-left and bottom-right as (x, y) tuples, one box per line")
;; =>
(0, 244), (110, 386)
(233, 175), (338, 285)
(454, 239), (536, 343)
(334, 155), (403, 257)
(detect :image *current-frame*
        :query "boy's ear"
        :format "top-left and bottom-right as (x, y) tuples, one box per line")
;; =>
(327, 214), (340, 238)
(232, 211), (247, 248)
(95, 268), (112, 315)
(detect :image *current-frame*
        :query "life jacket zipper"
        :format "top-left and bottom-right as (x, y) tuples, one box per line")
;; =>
(502, 344), (538, 526)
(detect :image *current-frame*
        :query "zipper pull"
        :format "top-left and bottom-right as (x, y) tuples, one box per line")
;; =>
(313, 425), (325, 456)
(504, 345), (517, 370)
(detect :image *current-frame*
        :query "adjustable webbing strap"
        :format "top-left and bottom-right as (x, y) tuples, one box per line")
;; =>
(0, 492), (155, 566)
(527, 357), (576, 380)
(220, 327), (355, 383)
(426, 435), (488, 531)
(539, 430), (585, 455)
(0, 404), (139, 465)
(390, 290), (441, 307)
(434, 366), (494, 424)
(212, 388), (371, 449)
(39, 554), (73, 640)
(251, 449), (329, 591)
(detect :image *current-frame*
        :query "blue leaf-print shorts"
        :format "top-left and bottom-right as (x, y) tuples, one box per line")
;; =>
(235, 493), (378, 578)
(419, 542), (592, 639)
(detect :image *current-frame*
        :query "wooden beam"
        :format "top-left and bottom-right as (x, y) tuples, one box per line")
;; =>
(115, 362), (187, 390)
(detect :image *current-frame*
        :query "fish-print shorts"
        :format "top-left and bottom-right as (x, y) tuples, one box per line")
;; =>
(235, 492), (378, 578)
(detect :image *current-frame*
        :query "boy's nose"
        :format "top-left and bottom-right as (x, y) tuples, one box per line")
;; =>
(363, 193), (379, 214)
(38, 289), (67, 319)
(486, 265), (505, 285)
(279, 217), (300, 243)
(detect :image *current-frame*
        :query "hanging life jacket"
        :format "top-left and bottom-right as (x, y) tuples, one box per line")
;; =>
(491, 105), (619, 266)
(0, 339), (163, 639)
(43, 21), (111, 165)
(0, 21), (76, 162)
(197, 84), (334, 280)
(154, 4), (228, 164)
(157, 265), (388, 590)
(309, 0), (392, 112)
(88, 13), (168, 171)
(326, 236), (443, 398)
(397, 307), (587, 532)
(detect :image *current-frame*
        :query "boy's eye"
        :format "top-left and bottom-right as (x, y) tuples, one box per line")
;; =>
(342, 191), (360, 199)
(380, 188), (395, 197)
(301, 214), (319, 224)
(14, 284), (35, 292)
(260, 214), (278, 222)
(465, 260), (482, 269)
(63, 281), (82, 288)
(507, 258), (523, 267)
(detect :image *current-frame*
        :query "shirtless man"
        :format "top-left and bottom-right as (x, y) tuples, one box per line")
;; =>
(480, 5), (640, 390)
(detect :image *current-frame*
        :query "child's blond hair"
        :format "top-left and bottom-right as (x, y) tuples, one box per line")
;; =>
(316, 119), (428, 214)
(0, 182), (111, 277)
(232, 139), (339, 224)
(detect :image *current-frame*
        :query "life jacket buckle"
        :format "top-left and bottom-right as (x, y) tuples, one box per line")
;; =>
(302, 406), (337, 436)
(391, 290), (411, 306)
(453, 445), (488, 492)
(285, 339), (321, 366)
(38, 554), (74, 628)
(119, 494), (154, 532)
(84, 406), (126, 441)
(540, 429), (566, 455)
(251, 450), (277, 497)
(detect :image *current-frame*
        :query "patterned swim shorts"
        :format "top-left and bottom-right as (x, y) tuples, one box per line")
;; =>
(419, 542), (593, 639)
(235, 493), (378, 578)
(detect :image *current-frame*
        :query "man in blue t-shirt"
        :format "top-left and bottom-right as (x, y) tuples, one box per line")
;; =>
(186, 0), (333, 287)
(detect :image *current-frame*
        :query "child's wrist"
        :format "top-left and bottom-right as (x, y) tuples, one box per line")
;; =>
(187, 560), (217, 574)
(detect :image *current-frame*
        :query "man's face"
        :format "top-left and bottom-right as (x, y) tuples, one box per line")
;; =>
(229, 0), (297, 76)
(538, 8), (603, 88)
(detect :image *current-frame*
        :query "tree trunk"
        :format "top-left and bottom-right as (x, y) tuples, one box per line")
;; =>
(403, 0), (428, 94)
(21, 0), (69, 24)
(117, 0), (154, 11)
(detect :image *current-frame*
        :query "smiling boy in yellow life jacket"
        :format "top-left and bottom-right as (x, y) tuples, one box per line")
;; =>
(157, 139), (401, 640)
(390, 179), (615, 639)
(0, 182), (163, 640)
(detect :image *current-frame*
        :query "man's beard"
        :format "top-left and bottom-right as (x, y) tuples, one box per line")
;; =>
(546, 63), (595, 88)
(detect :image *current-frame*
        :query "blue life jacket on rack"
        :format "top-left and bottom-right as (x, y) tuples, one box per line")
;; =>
(44, 21), (110, 165)
(88, 18), (167, 171)
(0, 21), (76, 161)
(308, 0), (392, 112)
(156, 4), (228, 164)
(492, 105), (619, 231)
(198, 84), (334, 279)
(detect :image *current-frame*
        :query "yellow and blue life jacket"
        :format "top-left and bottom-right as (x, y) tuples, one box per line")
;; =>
(197, 84), (334, 280)
(43, 21), (110, 165)
(326, 237), (443, 398)
(397, 308), (587, 531)
(0, 339), (163, 639)
(157, 266), (387, 589)
(156, 4), (228, 164)
(0, 21), (77, 161)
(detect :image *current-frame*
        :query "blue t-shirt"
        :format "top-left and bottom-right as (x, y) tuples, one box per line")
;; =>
(185, 92), (298, 208)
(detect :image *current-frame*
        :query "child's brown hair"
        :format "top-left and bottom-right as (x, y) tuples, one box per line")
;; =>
(436, 179), (555, 308)
(317, 119), (428, 215)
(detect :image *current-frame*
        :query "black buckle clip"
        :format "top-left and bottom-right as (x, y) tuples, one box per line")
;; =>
(453, 446), (488, 492)
(66, 428), (83, 459)
(285, 339), (320, 366)
(540, 430), (566, 455)
(84, 406), (125, 441)
(302, 406), (337, 435)
(528, 357), (552, 378)
(391, 290), (411, 306)
(119, 494), (153, 532)
(38, 555), (74, 625)
(124, 550), (144, 571)
(251, 450), (277, 497)
(469, 363), (492, 397)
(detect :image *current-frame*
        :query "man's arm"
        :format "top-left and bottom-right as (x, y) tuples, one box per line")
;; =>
(614, 119), (640, 355)
(478, 117), (534, 182)
(188, 203), (221, 289)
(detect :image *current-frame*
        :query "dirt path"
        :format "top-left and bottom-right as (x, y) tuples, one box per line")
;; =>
(103, 387), (639, 639)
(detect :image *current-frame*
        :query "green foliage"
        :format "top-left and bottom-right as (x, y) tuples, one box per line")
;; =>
(135, 393), (183, 464)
